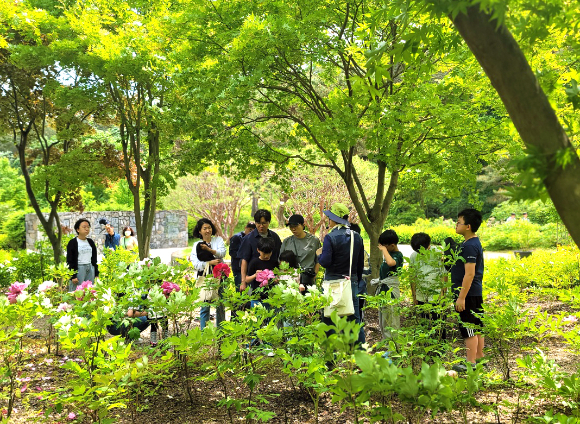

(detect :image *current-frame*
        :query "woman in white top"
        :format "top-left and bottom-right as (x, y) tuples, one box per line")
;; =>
(66, 218), (99, 292)
(120, 226), (139, 251)
(190, 218), (226, 330)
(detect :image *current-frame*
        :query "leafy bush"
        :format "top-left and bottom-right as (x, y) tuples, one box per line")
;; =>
(0, 210), (29, 250)
(490, 199), (560, 225)
(479, 220), (572, 251)
(391, 218), (462, 245)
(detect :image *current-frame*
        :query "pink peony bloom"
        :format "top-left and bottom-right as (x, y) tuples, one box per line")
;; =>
(38, 280), (57, 292)
(161, 281), (180, 296)
(6, 281), (29, 304)
(67, 412), (77, 420)
(74, 281), (96, 301)
(213, 262), (231, 279)
(256, 269), (275, 288)
(563, 315), (578, 324)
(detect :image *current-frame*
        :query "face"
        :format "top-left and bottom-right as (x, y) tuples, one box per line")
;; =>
(258, 249), (272, 260)
(201, 223), (213, 239)
(456, 217), (470, 235)
(244, 226), (253, 235)
(77, 222), (91, 237)
(256, 218), (270, 234)
(105, 224), (114, 235)
(289, 224), (305, 237)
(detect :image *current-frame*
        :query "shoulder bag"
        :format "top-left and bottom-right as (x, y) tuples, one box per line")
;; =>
(322, 231), (355, 317)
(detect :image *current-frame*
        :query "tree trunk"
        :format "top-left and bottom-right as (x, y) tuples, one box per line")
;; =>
(251, 192), (259, 216)
(450, 6), (580, 248)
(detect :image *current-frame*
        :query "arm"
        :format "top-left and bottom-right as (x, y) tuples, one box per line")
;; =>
(317, 235), (333, 269)
(455, 263), (475, 312)
(240, 259), (249, 291)
(190, 242), (215, 271)
(127, 309), (148, 318)
(213, 236), (226, 258)
(379, 245), (397, 266)
(356, 238), (364, 282)
(66, 238), (79, 282)
(89, 239), (99, 277)
(229, 234), (241, 258)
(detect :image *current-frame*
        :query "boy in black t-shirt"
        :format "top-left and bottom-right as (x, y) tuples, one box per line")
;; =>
(247, 237), (280, 302)
(450, 208), (485, 370)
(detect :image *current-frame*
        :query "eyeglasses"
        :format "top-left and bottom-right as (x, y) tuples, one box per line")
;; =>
(256, 221), (269, 227)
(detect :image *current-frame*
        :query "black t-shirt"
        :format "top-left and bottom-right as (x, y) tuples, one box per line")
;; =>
(248, 256), (280, 296)
(450, 237), (484, 297)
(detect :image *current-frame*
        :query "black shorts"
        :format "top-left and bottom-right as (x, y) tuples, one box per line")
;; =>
(458, 296), (484, 338)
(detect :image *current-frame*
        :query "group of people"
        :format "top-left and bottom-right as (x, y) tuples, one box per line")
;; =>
(64, 206), (486, 368)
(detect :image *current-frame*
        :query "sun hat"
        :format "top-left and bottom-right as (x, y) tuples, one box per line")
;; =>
(323, 203), (350, 226)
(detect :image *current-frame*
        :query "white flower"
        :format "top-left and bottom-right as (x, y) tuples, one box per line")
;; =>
(57, 303), (73, 313)
(38, 281), (57, 292)
(446, 370), (458, 378)
(41, 297), (52, 309)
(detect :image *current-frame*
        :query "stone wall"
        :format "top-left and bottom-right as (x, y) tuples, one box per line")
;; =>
(25, 210), (188, 250)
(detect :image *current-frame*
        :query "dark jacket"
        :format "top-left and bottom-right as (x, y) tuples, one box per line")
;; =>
(66, 237), (99, 279)
(318, 226), (364, 282)
(105, 233), (121, 250)
(229, 231), (246, 273)
(238, 228), (282, 265)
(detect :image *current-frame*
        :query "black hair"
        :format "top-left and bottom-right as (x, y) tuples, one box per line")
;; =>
(349, 223), (361, 234)
(458, 208), (483, 232)
(192, 218), (217, 239)
(378, 229), (398, 246)
(257, 237), (275, 253)
(246, 221), (257, 230)
(74, 218), (91, 235)
(254, 209), (272, 223)
(411, 232), (431, 252)
(279, 250), (298, 269)
(122, 226), (135, 236)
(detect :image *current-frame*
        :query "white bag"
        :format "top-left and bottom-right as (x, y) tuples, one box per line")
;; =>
(195, 264), (219, 302)
(323, 231), (355, 317)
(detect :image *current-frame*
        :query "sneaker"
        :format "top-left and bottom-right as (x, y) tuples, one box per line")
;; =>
(150, 331), (158, 347)
(452, 362), (476, 374)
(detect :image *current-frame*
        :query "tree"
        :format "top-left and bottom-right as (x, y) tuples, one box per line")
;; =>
(0, 3), (118, 262)
(413, 1), (580, 247)
(64, 0), (180, 259)
(163, 171), (250, 241)
(175, 0), (510, 272)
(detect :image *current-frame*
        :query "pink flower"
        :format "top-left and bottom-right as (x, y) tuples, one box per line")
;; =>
(38, 280), (57, 292)
(20, 384), (27, 393)
(160, 281), (180, 296)
(6, 281), (29, 304)
(67, 412), (77, 420)
(213, 263), (231, 279)
(57, 303), (73, 312)
(446, 370), (458, 378)
(563, 315), (578, 324)
(256, 270), (275, 288)
(74, 281), (96, 301)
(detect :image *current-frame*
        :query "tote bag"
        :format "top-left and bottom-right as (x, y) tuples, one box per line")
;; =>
(323, 232), (355, 317)
(195, 264), (219, 302)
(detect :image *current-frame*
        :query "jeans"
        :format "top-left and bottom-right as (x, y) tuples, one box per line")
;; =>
(378, 277), (401, 340)
(200, 284), (226, 330)
(69, 264), (95, 292)
(357, 279), (367, 344)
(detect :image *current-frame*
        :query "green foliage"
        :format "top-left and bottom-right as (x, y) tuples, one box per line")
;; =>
(0, 210), (29, 250)
(489, 199), (561, 225)
(391, 218), (463, 245)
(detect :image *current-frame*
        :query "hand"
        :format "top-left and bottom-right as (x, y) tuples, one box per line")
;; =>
(240, 282), (247, 292)
(299, 284), (305, 292)
(316, 247), (322, 255)
(455, 297), (466, 312)
(72, 278), (79, 284)
(209, 259), (221, 266)
(200, 243), (211, 251)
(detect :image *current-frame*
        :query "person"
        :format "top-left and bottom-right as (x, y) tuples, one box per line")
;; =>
(107, 300), (150, 342)
(317, 203), (365, 342)
(280, 214), (321, 291)
(409, 232), (447, 340)
(66, 218), (99, 292)
(100, 219), (120, 251)
(450, 208), (485, 372)
(190, 218), (226, 330)
(377, 229), (404, 340)
(505, 212), (516, 223)
(229, 222), (256, 290)
(522, 212), (529, 221)
(120, 226), (138, 250)
(239, 209), (282, 292)
(349, 223), (370, 344)
(246, 237), (280, 305)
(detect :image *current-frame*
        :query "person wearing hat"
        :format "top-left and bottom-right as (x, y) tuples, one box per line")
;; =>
(280, 214), (322, 291)
(316, 203), (365, 335)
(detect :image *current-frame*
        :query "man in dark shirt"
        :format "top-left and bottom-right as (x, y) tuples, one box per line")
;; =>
(229, 222), (257, 290)
(239, 209), (282, 292)
(100, 219), (120, 251)
(450, 208), (485, 370)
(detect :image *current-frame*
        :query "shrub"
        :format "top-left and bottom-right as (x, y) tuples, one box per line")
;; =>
(0, 210), (28, 250)
(478, 220), (569, 251)
(390, 218), (462, 245)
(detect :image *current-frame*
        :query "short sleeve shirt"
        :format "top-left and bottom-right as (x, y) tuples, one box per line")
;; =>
(77, 238), (92, 265)
(450, 237), (484, 296)
(280, 233), (321, 272)
(248, 257), (280, 298)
